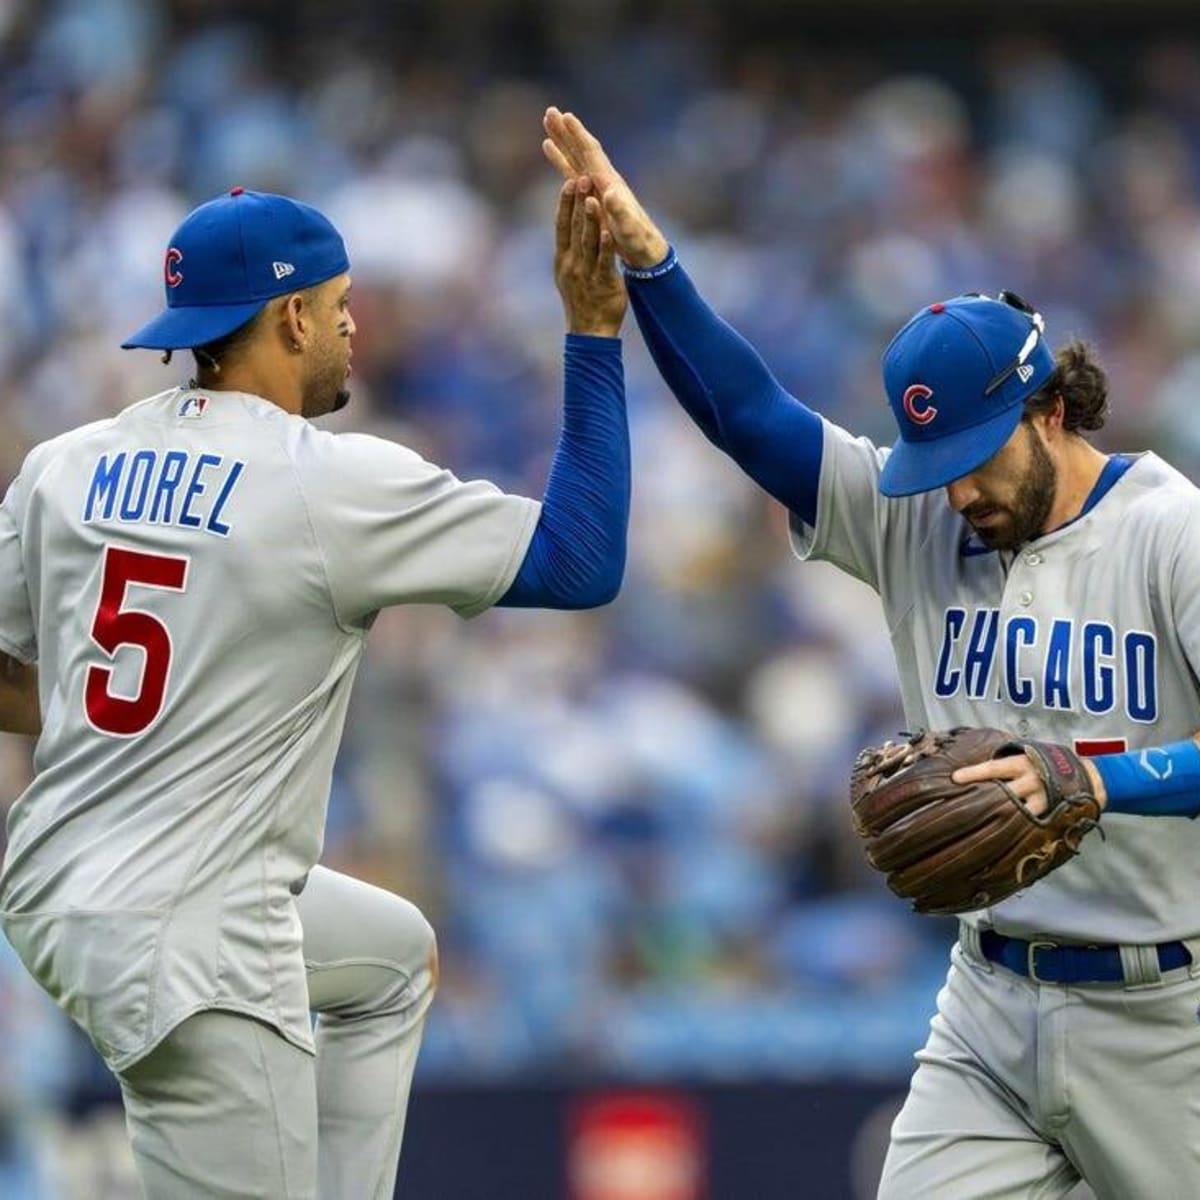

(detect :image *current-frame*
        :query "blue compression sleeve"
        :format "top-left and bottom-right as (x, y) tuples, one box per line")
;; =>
(626, 248), (824, 525)
(1091, 740), (1200, 818)
(498, 334), (628, 609)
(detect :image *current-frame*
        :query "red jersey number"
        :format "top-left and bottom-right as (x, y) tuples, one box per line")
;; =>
(84, 545), (188, 737)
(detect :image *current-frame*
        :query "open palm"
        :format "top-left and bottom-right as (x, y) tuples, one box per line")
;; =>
(542, 107), (669, 270)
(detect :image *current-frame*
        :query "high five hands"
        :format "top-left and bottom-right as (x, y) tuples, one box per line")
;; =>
(543, 108), (670, 271)
(553, 173), (627, 338)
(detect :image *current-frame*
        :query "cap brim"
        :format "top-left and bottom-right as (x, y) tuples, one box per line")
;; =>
(879, 402), (1025, 498)
(121, 299), (268, 351)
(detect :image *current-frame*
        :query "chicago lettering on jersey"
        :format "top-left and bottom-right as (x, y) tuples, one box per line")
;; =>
(82, 449), (246, 537)
(933, 606), (1158, 723)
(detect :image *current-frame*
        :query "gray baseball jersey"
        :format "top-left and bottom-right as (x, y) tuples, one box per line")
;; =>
(792, 417), (1200, 945)
(0, 386), (538, 1069)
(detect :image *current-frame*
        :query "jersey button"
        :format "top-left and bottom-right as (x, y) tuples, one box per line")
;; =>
(1025, 552), (1042, 566)
(1018, 590), (1033, 606)
(1017, 718), (1030, 734)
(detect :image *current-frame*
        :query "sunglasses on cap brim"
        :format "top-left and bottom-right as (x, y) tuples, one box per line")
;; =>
(964, 289), (1046, 397)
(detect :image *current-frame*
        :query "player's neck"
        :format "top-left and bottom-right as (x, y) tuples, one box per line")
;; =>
(1040, 437), (1109, 535)
(193, 359), (304, 416)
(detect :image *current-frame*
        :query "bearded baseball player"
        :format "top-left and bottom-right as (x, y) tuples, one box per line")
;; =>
(0, 176), (628, 1198)
(545, 108), (1200, 1198)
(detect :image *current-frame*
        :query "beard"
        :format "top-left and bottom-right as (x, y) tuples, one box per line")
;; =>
(966, 423), (1057, 551)
(301, 357), (352, 418)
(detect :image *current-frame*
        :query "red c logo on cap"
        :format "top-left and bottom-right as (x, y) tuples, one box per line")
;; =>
(164, 247), (184, 288)
(903, 383), (937, 425)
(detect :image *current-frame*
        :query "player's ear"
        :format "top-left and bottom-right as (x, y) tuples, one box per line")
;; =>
(1028, 393), (1065, 441)
(281, 292), (308, 351)
(1043, 392), (1066, 436)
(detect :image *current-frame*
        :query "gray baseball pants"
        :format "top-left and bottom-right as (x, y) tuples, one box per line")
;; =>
(116, 866), (437, 1199)
(878, 934), (1200, 1200)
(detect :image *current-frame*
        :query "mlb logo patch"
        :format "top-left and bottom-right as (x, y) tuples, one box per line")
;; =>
(179, 395), (209, 419)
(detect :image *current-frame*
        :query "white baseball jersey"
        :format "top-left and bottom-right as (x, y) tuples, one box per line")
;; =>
(792, 417), (1200, 945)
(0, 386), (538, 1069)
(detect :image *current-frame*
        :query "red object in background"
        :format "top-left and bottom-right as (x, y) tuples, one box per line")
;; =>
(568, 1091), (707, 1200)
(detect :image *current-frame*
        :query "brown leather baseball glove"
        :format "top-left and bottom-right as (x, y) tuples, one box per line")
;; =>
(849, 727), (1103, 915)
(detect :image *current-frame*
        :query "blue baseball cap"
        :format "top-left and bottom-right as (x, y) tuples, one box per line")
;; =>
(879, 292), (1055, 498)
(122, 187), (350, 351)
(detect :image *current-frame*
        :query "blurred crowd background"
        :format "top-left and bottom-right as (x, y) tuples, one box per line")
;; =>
(1, 0), (1199, 1194)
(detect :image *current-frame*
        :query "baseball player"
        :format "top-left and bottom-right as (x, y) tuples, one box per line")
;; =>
(545, 108), (1200, 1198)
(0, 176), (628, 1198)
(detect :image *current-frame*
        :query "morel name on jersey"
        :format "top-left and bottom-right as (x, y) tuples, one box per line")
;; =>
(83, 449), (246, 538)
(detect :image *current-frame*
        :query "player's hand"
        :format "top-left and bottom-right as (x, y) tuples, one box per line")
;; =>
(554, 176), (626, 338)
(543, 107), (670, 271)
(953, 751), (1108, 816)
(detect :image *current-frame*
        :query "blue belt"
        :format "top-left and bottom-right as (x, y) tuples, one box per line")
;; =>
(979, 930), (1192, 984)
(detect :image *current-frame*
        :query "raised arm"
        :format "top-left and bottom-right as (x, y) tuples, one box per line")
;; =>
(498, 177), (630, 609)
(542, 108), (823, 524)
(0, 652), (38, 736)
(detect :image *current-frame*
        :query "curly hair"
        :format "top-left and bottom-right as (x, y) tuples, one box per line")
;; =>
(1022, 340), (1109, 434)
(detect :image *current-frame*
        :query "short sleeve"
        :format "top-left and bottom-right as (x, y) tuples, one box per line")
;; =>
(293, 430), (540, 625)
(0, 475), (36, 663)
(787, 418), (893, 591)
(1168, 504), (1200, 681)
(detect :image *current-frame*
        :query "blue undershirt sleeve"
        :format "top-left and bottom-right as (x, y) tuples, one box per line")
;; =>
(498, 334), (629, 609)
(1090, 739), (1200, 818)
(625, 248), (823, 525)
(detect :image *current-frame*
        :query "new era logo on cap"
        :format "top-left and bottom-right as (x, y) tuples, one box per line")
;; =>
(273, 261), (295, 280)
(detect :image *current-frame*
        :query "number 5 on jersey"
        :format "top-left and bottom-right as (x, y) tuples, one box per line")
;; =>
(85, 545), (189, 737)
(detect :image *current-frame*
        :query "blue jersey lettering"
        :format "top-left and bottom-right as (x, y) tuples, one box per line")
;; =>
(149, 450), (189, 524)
(1005, 616), (1036, 707)
(933, 608), (1157, 721)
(1082, 622), (1115, 715)
(82, 450), (244, 537)
(934, 608), (966, 697)
(119, 449), (157, 521)
(179, 454), (221, 529)
(1044, 619), (1073, 709)
(206, 460), (245, 538)
(83, 452), (126, 523)
(964, 608), (999, 699)
(1125, 631), (1157, 723)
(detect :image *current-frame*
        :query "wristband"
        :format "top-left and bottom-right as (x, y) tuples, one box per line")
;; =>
(1092, 739), (1200, 818)
(622, 245), (678, 281)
